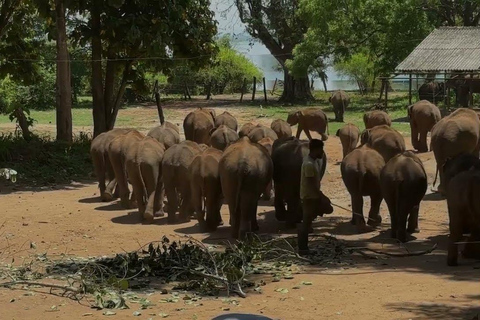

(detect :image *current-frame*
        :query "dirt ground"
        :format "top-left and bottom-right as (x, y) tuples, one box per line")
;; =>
(0, 104), (479, 320)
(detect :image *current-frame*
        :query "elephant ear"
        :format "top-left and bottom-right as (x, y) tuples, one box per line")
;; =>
(360, 129), (370, 145)
(407, 105), (414, 119)
(209, 126), (219, 136)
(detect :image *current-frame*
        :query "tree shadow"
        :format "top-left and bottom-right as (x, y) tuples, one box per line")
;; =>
(0, 181), (88, 195)
(386, 301), (480, 320)
(392, 116), (409, 123)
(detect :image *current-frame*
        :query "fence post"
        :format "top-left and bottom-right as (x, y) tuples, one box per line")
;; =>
(154, 80), (164, 125)
(240, 77), (247, 102)
(252, 76), (257, 101)
(206, 80), (212, 100)
(184, 82), (191, 100)
(271, 78), (277, 95)
(408, 73), (412, 105)
(262, 77), (267, 102)
(384, 78), (388, 109)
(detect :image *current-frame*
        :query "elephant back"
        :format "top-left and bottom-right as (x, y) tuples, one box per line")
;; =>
(214, 111), (238, 132)
(247, 125), (278, 143)
(270, 119), (293, 139)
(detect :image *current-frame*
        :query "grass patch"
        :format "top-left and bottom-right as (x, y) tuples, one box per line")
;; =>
(0, 132), (92, 186)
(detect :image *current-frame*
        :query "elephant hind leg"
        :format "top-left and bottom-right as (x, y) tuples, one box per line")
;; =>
(407, 205), (420, 234)
(274, 185), (287, 222)
(418, 131), (428, 153)
(367, 193), (383, 227)
(410, 121), (419, 151)
(351, 194), (365, 226)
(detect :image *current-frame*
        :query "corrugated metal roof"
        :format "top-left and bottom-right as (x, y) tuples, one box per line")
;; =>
(396, 27), (480, 72)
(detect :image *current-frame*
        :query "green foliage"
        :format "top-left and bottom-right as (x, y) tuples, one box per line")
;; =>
(0, 132), (92, 185)
(290, 0), (433, 78)
(335, 53), (375, 94)
(166, 37), (263, 95)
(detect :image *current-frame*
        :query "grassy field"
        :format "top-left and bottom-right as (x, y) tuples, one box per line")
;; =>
(0, 91), (417, 136)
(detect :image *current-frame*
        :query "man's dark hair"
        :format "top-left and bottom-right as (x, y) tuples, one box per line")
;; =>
(309, 139), (324, 150)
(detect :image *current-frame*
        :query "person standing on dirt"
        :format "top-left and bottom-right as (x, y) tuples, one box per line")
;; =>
(298, 138), (332, 253)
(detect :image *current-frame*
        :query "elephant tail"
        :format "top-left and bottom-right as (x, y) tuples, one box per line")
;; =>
(138, 162), (148, 204)
(233, 165), (246, 231)
(432, 165), (439, 188)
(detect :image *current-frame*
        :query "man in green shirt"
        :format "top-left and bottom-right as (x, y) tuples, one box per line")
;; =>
(298, 139), (333, 253)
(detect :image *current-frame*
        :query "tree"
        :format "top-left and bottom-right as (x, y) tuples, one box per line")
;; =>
(289, 0), (432, 89)
(71, 0), (218, 137)
(54, 0), (72, 142)
(335, 53), (374, 95)
(422, 0), (480, 26)
(0, 1), (47, 139)
(235, 0), (313, 102)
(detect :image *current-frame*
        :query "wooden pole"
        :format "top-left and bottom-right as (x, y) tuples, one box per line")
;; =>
(252, 76), (257, 101)
(408, 73), (412, 105)
(240, 77), (246, 102)
(262, 77), (267, 102)
(184, 82), (191, 100)
(154, 80), (164, 125)
(206, 80), (212, 100)
(271, 78), (277, 95)
(384, 78), (388, 109)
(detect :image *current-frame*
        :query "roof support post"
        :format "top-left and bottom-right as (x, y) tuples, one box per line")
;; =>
(408, 73), (412, 105)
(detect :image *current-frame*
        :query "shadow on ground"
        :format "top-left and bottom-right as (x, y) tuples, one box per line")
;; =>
(386, 301), (480, 319)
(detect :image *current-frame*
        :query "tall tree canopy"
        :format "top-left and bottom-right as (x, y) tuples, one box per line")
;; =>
(288, 0), (433, 91)
(71, 0), (218, 136)
(422, 0), (480, 26)
(236, 0), (312, 102)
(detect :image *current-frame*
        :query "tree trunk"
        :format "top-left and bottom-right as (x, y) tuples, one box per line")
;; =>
(13, 107), (32, 141)
(107, 61), (133, 130)
(55, 0), (72, 142)
(280, 70), (313, 102)
(320, 74), (328, 92)
(91, 3), (106, 137)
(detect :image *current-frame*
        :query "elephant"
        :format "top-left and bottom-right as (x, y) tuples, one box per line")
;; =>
(407, 100), (441, 153)
(107, 130), (145, 209)
(341, 144), (385, 227)
(162, 140), (207, 223)
(183, 108), (216, 145)
(147, 121), (181, 149)
(214, 111), (238, 132)
(219, 137), (273, 239)
(446, 74), (480, 107)
(443, 153), (480, 192)
(239, 122), (256, 138)
(286, 108), (329, 141)
(247, 125), (278, 143)
(189, 148), (224, 231)
(380, 151), (427, 242)
(446, 169), (480, 266)
(329, 90), (350, 122)
(90, 128), (131, 201)
(418, 81), (445, 104)
(272, 137), (327, 228)
(125, 136), (166, 222)
(363, 110), (391, 129)
(209, 125), (239, 151)
(360, 125), (406, 162)
(336, 123), (360, 159)
(270, 119), (292, 139)
(430, 108), (480, 195)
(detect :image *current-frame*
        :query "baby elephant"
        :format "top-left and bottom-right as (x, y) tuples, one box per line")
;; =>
(363, 110), (391, 129)
(380, 151), (427, 242)
(447, 169), (480, 266)
(336, 123), (360, 159)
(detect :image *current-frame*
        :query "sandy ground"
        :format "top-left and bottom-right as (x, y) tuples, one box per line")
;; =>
(0, 104), (479, 320)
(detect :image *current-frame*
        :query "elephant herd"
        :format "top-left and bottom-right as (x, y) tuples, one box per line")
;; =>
(337, 99), (480, 266)
(90, 94), (480, 266)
